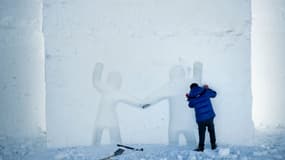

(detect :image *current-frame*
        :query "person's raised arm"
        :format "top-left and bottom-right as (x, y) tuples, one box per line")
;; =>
(203, 85), (217, 98)
(208, 89), (217, 98)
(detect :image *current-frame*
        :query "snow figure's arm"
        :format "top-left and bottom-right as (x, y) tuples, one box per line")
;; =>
(118, 92), (143, 108)
(192, 61), (203, 84)
(92, 62), (107, 92)
(142, 85), (171, 108)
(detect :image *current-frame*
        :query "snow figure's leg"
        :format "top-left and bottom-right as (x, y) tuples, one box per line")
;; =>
(193, 126), (199, 145)
(183, 130), (197, 145)
(187, 111), (200, 145)
(168, 129), (179, 145)
(193, 62), (203, 84)
(109, 127), (122, 144)
(93, 127), (104, 145)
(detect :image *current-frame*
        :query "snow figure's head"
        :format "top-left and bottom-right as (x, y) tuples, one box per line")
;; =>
(169, 65), (185, 82)
(107, 71), (122, 90)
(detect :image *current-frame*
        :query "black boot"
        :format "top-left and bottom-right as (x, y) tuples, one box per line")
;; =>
(193, 147), (204, 152)
(211, 144), (217, 150)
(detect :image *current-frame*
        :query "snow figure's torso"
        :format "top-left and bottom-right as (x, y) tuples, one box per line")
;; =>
(95, 90), (121, 128)
(167, 81), (194, 130)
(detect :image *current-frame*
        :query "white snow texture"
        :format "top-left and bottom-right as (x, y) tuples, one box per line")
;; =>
(0, 0), (46, 140)
(2, 0), (285, 159)
(25, 128), (285, 160)
(251, 0), (285, 127)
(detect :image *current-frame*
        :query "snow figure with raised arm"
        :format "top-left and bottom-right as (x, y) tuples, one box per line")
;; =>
(92, 62), (142, 145)
(143, 62), (203, 145)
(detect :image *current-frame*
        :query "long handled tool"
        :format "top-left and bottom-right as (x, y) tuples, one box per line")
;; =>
(117, 144), (144, 151)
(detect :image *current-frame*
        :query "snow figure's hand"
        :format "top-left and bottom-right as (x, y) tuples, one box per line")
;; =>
(192, 62), (203, 84)
(142, 104), (151, 109)
(92, 62), (106, 92)
(93, 63), (104, 82)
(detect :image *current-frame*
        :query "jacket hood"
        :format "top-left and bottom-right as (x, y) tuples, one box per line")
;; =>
(190, 86), (205, 97)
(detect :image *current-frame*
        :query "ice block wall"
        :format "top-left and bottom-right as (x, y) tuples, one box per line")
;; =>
(0, 0), (46, 141)
(252, 0), (285, 127)
(44, 0), (253, 147)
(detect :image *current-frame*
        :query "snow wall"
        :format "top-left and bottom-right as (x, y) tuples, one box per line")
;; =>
(43, 0), (254, 147)
(252, 0), (285, 127)
(0, 0), (46, 155)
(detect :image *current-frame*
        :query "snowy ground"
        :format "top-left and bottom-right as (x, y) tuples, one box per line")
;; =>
(1, 128), (285, 160)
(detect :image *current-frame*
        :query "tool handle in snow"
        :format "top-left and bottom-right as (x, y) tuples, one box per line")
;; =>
(117, 144), (143, 151)
(142, 104), (151, 109)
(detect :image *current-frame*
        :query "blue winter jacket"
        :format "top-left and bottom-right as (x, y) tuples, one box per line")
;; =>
(187, 86), (217, 122)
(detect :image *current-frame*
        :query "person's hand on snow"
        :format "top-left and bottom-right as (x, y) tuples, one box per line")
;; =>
(185, 93), (190, 98)
(203, 84), (209, 89)
(185, 93), (191, 101)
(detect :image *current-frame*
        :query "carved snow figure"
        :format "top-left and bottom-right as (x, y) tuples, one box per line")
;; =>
(143, 62), (203, 145)
(92, 62), (142, 145)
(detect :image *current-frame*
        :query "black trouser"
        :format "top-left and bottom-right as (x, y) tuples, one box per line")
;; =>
(197, 118), (216, 149)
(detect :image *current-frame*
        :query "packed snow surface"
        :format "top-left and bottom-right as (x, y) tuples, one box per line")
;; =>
(4, 128), (281, 160)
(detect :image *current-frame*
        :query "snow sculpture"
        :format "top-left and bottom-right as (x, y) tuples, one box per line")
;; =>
(143, 62), (203, 145)
(43, 0), (253, 146)
(92, 63), (142, 145)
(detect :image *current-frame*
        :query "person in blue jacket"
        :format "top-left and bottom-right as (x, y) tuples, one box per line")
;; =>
(186, 83), (217, 152)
